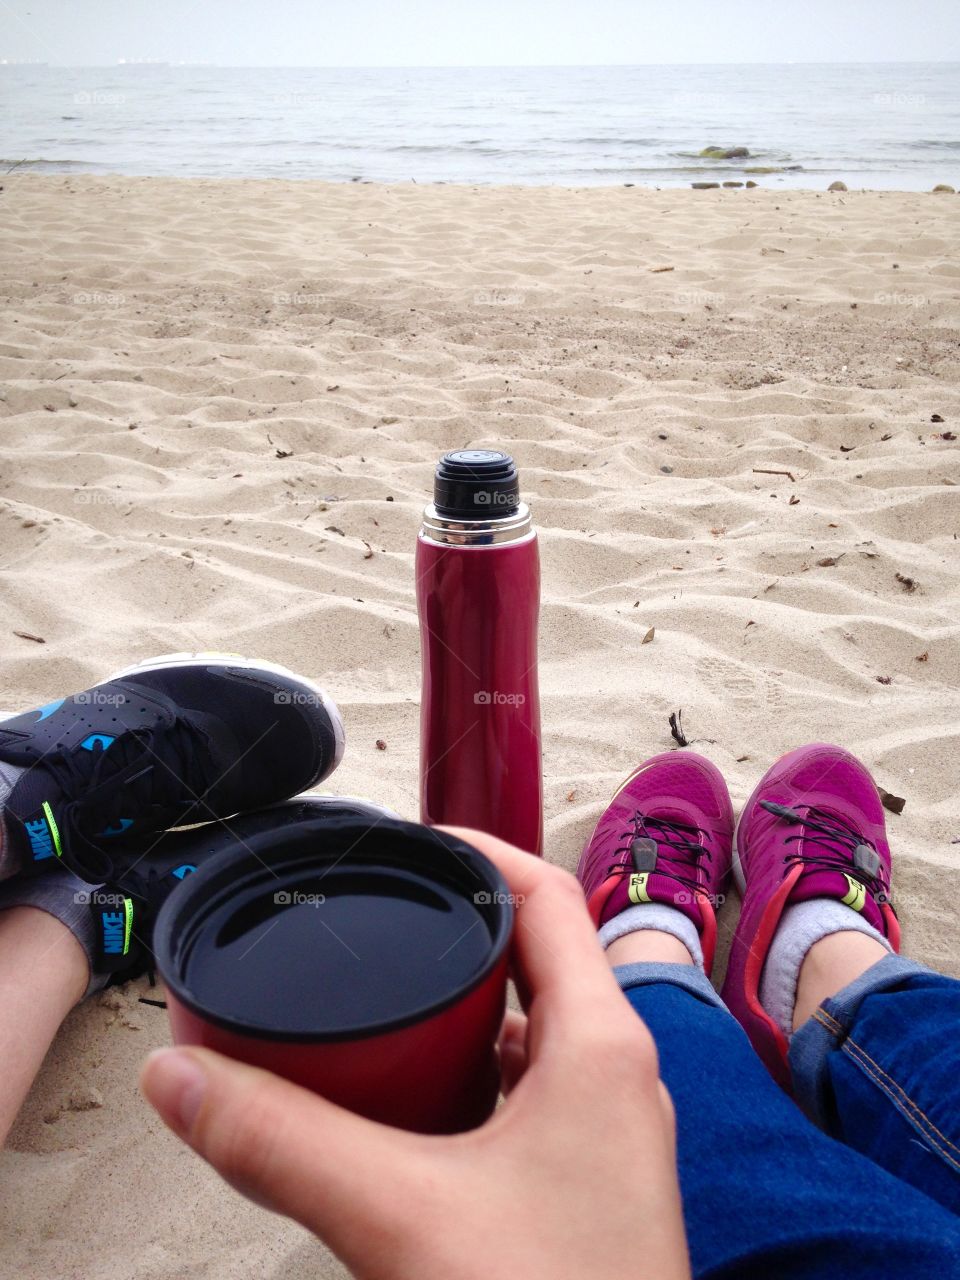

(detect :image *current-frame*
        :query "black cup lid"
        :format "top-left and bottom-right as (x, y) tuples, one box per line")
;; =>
(433, 449), (520, 520)
(153, 815), (514, 1042)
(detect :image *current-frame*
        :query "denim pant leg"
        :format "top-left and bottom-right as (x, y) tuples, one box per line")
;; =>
(616, 962), (960, 1280)
(791, 953), (960, 1216)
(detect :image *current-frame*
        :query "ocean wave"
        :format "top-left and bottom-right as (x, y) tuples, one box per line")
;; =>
(0, 157), (100, 170)
(670, 149), (787, 161)
(387, 143), (531, 155)
(544, 136), (659, 146)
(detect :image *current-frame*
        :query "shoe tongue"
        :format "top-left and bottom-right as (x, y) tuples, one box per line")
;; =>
(787, 865), (886, 932)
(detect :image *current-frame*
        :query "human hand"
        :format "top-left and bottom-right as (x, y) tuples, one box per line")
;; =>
(141, 828), (690, 1280)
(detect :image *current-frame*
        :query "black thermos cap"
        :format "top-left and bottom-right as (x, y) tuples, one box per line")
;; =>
(432, 449), (520, 520)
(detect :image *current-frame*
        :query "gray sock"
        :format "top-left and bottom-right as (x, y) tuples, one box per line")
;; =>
(759, 899), (892, 1038)
(0, 761), (26, 882)
(0, 868), (107, 999)
(597, 902), (705, 969)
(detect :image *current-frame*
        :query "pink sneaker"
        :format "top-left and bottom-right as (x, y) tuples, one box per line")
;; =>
(577, 752), (733, 975)
(721, 744), (900, 1087)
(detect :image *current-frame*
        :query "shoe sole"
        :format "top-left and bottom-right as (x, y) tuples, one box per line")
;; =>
(299, 790), (403, 821)
(106, 650), (347, 787)
(732, 827), (748, 896)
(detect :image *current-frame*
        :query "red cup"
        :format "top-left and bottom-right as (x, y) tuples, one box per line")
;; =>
(153, 815), (513, 1134)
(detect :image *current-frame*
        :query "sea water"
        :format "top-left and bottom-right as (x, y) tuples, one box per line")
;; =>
(1, 62), (957, 188)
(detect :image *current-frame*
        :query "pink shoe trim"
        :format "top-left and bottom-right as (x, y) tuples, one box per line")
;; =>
(882, 902), (901, 952)
(586, 876), (621, 928)
(696, 890), (717, 976)
(742, 866), (802, 1076)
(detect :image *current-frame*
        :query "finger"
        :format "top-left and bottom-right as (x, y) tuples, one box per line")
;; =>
(497, 1008), (529, 1096)
(439, 827), (632, 1037)
(141, 1047), (428, 1261)
(439, 823), (561, 904)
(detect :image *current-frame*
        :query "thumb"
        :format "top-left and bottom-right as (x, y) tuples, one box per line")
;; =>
(141, 1047), (428, 1258)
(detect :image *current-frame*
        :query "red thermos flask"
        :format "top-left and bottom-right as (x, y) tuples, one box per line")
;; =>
(416, 450), (543, 855)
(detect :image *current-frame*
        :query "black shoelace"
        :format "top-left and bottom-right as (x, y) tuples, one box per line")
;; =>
(759, 800), (891, 900)
(40, 721), (214, 881)
(45, 720), (213, 830)
(609, 812), (713, 896)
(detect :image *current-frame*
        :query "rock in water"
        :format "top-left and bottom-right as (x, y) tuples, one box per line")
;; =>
(699, 145), (751, 160)
(723, 181), (744, 187)
(745, 180), (759, 188)
(692, 182), (721, 189)
(932, 183), (956, 193)
(828, 181), (848, 192)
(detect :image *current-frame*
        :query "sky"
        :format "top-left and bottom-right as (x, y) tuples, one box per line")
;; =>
(1, 0), (958, 66)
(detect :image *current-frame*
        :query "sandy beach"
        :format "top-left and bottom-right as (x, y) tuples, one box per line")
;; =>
(0, 174), (958, 1278)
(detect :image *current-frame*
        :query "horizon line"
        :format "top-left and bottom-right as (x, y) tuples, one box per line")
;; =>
(3, 59), (960, 69)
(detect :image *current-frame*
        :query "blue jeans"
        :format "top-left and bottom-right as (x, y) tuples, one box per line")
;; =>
(615, 955), (960, 1278)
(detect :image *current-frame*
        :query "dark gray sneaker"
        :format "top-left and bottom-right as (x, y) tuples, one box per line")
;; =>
(91, 794), (399, 983)
(0, 652), (345, 884)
